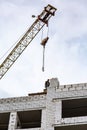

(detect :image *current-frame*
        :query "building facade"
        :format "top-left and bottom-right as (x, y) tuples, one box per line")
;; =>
(0, 78), (87, 130)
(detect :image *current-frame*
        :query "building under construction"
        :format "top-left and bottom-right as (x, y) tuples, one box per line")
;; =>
(0, 78), (87, 130)
(0, 3), (87, 130)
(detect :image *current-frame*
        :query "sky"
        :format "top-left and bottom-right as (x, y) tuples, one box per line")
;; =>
(0, 0), (87, 98)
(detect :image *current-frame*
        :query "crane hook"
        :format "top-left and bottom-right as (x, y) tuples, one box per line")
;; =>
(41, 37), (49, 46)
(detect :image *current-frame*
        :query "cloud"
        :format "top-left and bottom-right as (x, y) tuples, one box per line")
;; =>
(0, 89), (10, 98)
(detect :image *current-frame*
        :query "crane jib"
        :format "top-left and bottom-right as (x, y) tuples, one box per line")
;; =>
(0, 4), (57, 79)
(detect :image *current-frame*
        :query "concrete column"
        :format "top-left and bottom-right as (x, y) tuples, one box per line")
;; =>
(41, 109), (46, 129)
(55, 100), (62, 124)
(46, 78), (59, 130)
(8, 112), (17, 130)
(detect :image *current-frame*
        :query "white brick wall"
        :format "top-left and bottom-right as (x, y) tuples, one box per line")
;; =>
(0, 78), (87, 130)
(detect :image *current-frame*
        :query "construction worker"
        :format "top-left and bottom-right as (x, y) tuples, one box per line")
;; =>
(45, 79), (50, 89)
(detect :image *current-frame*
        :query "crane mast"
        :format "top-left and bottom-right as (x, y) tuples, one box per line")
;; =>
(0, 4), (57, 79)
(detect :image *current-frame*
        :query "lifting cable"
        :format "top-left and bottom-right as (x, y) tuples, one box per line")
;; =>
(41, 23), (49, 72)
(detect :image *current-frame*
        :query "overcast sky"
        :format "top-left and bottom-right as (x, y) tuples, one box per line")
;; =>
(0, 0), (87, 98)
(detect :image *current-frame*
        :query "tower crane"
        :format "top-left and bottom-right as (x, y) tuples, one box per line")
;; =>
(0, 4), (57, 80)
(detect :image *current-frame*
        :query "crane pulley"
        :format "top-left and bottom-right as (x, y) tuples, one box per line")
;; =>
(0, 4), (57, 79)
